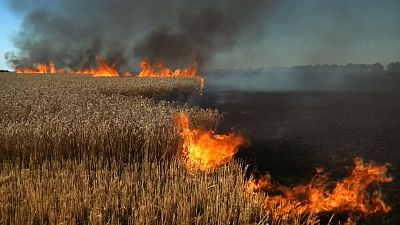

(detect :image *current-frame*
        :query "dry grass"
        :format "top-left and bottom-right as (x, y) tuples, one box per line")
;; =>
(0, 160), (257, 225)
(0, 74), (216, 163)
(0, 74), (318, 225)
(0, 159), (319, 225)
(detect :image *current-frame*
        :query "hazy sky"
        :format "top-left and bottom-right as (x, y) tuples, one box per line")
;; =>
(0, 1), (21, 69)
(1, 0), (399, 70)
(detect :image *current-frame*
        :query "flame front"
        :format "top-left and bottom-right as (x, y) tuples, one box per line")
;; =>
(75, 56), (119, 77)
(138, 59), (204, 87)
(175, 113), (245, 172)
(247, 158), (392, 219)
(138, 59), (199, 77)
(16, 63), (63, 74)
(15, 56), (120, 77)
(15, 58), (204, 80)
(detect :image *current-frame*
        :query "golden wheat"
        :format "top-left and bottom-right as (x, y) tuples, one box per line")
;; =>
(0, 159), (318, 225)
(0, 74), (217, 163)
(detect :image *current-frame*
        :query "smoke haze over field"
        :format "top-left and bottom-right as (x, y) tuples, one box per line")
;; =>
(4, 0), (275, 71)
(2, 0), (400, 71)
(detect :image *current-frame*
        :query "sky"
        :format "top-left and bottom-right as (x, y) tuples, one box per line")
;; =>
(0, 1), (21, 70)
(213, 0), (400, 69)
(1, 0), (399, 70)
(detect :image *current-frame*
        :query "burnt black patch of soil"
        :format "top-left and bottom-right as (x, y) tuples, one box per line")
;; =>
(192, 90), (400, 224)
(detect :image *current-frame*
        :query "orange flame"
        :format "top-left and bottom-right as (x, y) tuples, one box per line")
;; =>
(49, 63), (56, 73)
(138, 59), (204, 87)
(74, 56), (119, 77)
(16, 56), (120, 77)
(173, 111), (391, 220)
(16, 63), (55, 74)
(138, 59), (199, 77)
(245, 174), (271, 193)
(247, 158), (392, 219)
(123, 72), (132, 77)
(175, 113), (246, 172)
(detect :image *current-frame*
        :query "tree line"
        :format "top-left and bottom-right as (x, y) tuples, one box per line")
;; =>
(291, 62), (400, 73)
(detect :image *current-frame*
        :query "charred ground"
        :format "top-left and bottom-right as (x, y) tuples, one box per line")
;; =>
(190, 72), (400, 224)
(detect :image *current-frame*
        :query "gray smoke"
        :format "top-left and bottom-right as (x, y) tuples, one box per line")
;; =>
(5, 0), (275, 72)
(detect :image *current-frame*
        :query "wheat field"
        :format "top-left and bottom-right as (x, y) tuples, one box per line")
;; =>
(0, 74), (317, 225)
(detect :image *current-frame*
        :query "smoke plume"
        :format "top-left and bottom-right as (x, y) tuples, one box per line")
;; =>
(5, 0), (275, 71)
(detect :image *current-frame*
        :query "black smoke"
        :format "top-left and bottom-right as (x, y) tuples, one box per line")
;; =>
(5, 0), (275, 71)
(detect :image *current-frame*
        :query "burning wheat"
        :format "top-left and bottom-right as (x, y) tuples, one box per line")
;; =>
(175, 112), (393, 224)
(175, 112), (246, 172)
(0, 74), (393, 225)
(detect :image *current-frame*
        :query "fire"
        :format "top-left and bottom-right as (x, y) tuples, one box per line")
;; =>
(174, 112), (393, 221)
(247, 158), (392, 219)
(49, 63), (56, 73)
(245, 174), (271, 193)
(15, 56), (120, 77)
(16, 63), (60, 74)
(138, 59), (204, 87)
(74, 56), (119, 77)
(175, 113), (246, 172)
(138, 59), (199, 77)
(174, 113), (392, 219)
(123, 72), (132, 77)
(15, 58), (205, 80)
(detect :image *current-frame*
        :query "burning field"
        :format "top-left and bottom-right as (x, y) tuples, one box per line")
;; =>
(0, 0), (397, 224)
(0, 73), (395, 225)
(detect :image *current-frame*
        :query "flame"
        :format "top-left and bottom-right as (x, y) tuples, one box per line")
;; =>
(16, 62), (68, 74)
(172, 112), (392, 221)
(245, 174), (271, 193)
(247, 158), (392, 219)
(138, 59), (199, 77)
(74, 56), (119, 77)
(15, 58), (204, 80)
(138, 59), (205, 87)
(123, 72), (132, 77)
(49, 63), (56, 73)
(175, 113), (246, 172)
(16, 63), (52, 74)
(16, 56), (120, 77)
